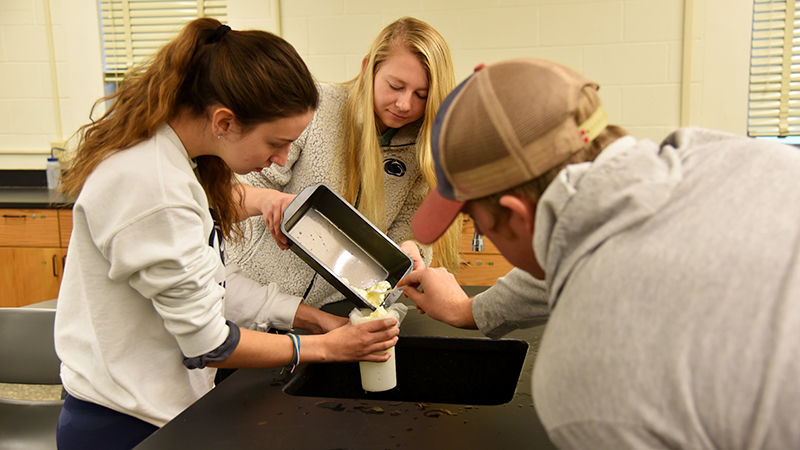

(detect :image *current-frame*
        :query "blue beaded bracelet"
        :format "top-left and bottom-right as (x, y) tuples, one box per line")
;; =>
(286, 333), (300, 373)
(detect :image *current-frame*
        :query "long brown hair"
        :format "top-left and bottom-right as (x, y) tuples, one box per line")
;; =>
(62, 18), (318, 238)
(341, 17), (462, 271)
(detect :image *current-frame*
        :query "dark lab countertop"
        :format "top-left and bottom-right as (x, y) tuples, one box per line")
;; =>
(0, 187), (73, 208)
(136, 288), (555, 449)
(0, 170), (73, 208)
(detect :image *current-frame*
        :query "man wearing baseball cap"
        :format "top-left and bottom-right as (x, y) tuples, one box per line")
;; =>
(399, 58), (800, 448)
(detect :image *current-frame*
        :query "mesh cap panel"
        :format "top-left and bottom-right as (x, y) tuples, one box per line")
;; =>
(442, 81), (511, 177)
(437, 58), (599, 200)
(412, 57), (606, 245)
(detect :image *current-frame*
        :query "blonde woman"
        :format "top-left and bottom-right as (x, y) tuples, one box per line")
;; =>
(230, 17), (461, 310)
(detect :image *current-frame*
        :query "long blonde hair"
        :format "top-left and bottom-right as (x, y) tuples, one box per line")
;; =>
(341, 17), (462, 271)
(61, 18), (318, 238)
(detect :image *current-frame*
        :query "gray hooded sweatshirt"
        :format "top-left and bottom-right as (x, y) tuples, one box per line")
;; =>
(473, 128), (800, 449)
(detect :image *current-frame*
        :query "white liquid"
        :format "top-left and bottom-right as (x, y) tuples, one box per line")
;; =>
(358, 346), (396, 392)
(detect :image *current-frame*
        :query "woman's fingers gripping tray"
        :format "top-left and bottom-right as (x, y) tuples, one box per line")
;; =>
(258, 189), (296, 250)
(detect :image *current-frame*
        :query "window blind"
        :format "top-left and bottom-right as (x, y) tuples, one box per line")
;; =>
(748, 0), (800, 137)
(99, 0), (227, 84)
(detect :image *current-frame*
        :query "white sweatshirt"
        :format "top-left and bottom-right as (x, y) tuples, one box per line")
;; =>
(55, 124), (300, 427)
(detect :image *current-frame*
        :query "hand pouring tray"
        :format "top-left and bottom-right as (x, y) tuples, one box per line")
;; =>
(280, 183), (413, 310)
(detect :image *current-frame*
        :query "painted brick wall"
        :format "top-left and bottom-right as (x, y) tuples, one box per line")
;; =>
(282, 0), (687, 142)
(0, 1), (59, 157)
(0, 0), (752, 169)
(280, 0), (748, 143)
(0, 0), (103, 169)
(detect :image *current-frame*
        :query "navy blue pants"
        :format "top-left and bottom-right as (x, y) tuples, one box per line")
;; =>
(57, 393), (158, 450)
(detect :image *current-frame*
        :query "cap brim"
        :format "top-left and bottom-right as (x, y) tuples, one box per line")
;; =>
(412, 189), (465, 245)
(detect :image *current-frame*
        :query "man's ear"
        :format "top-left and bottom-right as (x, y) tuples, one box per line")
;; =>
(211, 107), (235, 136)
(498, 194), (536, 237)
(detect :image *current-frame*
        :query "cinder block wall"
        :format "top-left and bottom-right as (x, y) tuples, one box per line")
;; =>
(0, 0), (751, 169)
(0, 1), (61, 166)
(281, 0), (749, 143)
(0, 0), (102, 169)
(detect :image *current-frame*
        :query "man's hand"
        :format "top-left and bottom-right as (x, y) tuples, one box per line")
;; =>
(397, 267), (477, 329)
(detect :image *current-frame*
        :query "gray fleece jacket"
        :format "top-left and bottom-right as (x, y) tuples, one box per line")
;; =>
(228, 83), (431, 308)
(474, 128), (800, 449)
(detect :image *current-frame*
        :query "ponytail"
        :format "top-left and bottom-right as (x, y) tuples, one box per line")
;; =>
(62, 18), (318, 238)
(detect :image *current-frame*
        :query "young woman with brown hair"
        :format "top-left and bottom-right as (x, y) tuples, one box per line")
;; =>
(55, 18), (398, 449)
(229, 17), (462, 310)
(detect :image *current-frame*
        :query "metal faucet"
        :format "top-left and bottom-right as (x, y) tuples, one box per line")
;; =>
(472, 230), (484, 252)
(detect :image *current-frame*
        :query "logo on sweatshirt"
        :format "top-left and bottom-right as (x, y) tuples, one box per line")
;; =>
(384, 158), (406, 177)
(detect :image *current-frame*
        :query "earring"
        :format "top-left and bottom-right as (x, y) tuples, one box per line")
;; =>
(217, 134), (222, 140)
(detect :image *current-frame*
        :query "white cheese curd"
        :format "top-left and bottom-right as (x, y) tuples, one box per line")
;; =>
(343, 278), (392, 307)
(368, 306), (388, 318)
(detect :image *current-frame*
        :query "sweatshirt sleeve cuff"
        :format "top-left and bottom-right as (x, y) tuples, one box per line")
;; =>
(254, 282), (301, 331)
(182, 320), (240, 369)
(224, 263), (302, 331)
(472, 269), (551, 339)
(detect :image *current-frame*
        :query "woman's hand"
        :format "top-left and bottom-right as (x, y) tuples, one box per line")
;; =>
(292, 303), (348, 334)
(397, 267), (477, 329)
(321, 318), (400, 362)
(211, 314), (398, 368)
(399, 240), (425, 271)
(315, 313), (349, 333)
(236, 185), (296, 249)
(254, 189), (295, 250)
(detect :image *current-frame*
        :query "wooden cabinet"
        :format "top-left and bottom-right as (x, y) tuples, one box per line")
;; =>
(0, 208), (72, 307)
(453, 216), (514, 286)
(58, 209), (73, 248)
(0, 208), (509, 305)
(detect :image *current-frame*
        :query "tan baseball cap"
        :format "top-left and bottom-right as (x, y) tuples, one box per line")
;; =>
(412, 58), (608, 244)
